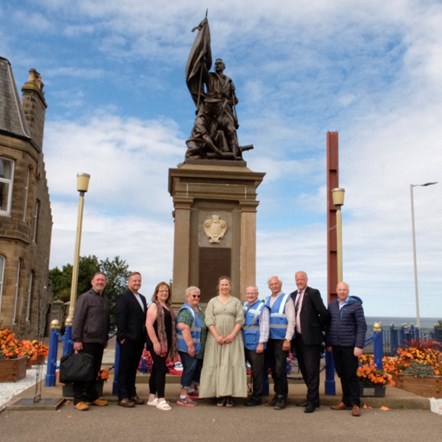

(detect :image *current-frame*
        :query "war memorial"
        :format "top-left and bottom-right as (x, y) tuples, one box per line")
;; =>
(169, 16), (264, 305)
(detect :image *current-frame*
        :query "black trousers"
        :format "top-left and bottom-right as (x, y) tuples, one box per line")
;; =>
(332, 346), (360, 407)
(293, 333), (321, 406)
(265, 339), (288, 398)
(149, 353), (168, 398)
(73, 342), (104, 405)
(245, 348), (265, 399)
(118, 338), (145, 399)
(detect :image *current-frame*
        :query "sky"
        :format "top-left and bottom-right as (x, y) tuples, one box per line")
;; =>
(1, 0), (441, 320)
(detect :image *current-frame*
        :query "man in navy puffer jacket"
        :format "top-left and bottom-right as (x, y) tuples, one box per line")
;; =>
(326, 281), (367, 417)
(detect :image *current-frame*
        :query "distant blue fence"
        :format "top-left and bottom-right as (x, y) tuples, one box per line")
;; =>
(365, 322), (442, 360)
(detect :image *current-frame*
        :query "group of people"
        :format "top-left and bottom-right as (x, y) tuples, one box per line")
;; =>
(71, 270), (367, 416)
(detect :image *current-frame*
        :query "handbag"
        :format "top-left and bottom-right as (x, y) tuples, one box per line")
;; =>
(59, 351), (95, 383)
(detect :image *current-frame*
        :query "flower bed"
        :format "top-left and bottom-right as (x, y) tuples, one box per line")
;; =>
(393, 374), (441, 397)
(0, 328), (48, 363)
(384, 340), (442, 398)
(0, 328), (49, 381)
(357, 354), (394, 387)
(0, 356), (28, 382)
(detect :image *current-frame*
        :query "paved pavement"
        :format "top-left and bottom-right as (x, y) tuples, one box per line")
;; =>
(1, 343), (440, 442)
(1, 370), (440, 442)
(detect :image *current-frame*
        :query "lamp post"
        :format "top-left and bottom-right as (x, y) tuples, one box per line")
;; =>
(63, 173), (91, 355)
(325, 187), (345, 396)
(410, 181), (437, 329)
(332, 188), (345, 282)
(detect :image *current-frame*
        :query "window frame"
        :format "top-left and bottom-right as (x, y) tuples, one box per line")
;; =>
(0, 157), (15, 216)
(0, 255), (5, 313)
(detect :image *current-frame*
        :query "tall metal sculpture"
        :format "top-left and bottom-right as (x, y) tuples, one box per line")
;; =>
(185, 14), (253, 161)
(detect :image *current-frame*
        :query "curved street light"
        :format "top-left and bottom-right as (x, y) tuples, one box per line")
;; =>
(410, 181), (438, 329)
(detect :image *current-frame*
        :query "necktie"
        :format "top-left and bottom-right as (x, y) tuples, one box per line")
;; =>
(295, 290), (304, 333)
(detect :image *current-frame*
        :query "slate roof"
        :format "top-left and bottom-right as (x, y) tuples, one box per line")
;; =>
(0, 56), (31, 140)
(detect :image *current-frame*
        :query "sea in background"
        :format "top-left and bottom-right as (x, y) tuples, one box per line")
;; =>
(364, 317), (441, 353)
(365, 317), (440, 331)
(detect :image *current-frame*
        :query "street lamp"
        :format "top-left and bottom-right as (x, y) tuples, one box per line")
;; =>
(332, 188), (345, 282)
(410, 181), (437, 329)
(63, 173), (91, 354)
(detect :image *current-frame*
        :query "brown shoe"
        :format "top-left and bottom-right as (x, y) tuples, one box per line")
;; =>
(90, 398), (108, 406)
(75, 401), (89, 411)
(331, 402), (349, 410)
(131, 396), (144, 405)
(352, 405), (361, 417)
(118, 398), (135, 408)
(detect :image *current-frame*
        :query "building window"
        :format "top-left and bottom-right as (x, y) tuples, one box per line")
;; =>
(32, 199), (40, 243)
(23, 168), (31, 222)
(26, 271), (34, 322)
(0, 157), (15, 215)
(13, 260), (21, 324)
(0, 256), (5, 313)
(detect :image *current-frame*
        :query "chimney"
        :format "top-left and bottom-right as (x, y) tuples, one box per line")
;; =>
(21, 68), (47, 151)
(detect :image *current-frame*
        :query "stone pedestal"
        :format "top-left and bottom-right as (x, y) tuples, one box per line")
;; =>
(168, 161), (265, 305)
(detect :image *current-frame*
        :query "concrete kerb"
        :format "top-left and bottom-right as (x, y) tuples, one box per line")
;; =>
(5, 370), (430, 411)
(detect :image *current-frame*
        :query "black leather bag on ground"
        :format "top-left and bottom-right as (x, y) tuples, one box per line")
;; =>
(59, 351), (95, 383)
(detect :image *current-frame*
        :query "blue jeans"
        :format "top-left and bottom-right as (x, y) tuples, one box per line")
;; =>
(179, 351), (201, 388)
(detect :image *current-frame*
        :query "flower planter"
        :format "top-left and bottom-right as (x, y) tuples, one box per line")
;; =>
(0, 356), (28, 382)
(62, 380), (104, 398)
(360, 382), (386, 398)
(26, 355), (45, 368)
(393, 375), (441, 398)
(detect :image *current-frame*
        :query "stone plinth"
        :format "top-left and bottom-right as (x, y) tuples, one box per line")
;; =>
(168, 161), (265, 305)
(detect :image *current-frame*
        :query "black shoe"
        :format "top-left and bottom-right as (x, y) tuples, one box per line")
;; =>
(244, 398), (261, 407)
(265, 395), (277, 407)
(131, 396), (144, 405)
(274, 398), (287, 410)
(225, 397), (235, 408)
(298, 400), (319, 407)
(118, 398), (135, 408)
(304, 403), (316, 413)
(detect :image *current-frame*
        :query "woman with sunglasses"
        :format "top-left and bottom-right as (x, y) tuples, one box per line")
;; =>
(176, 286), (207, 406)
(199, 276), (247, 406)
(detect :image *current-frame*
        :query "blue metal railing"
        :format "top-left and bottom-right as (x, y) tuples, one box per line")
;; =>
(45, 321), (117, 387)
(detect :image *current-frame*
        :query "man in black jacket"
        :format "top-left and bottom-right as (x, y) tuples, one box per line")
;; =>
(72, 272), (110, 411)
(116, 272), (148, 407)
(327, 281), (367, 417)
(290, 271), (329, 413)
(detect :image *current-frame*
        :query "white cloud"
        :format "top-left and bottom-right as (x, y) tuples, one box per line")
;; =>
(5, 0), (442, 320)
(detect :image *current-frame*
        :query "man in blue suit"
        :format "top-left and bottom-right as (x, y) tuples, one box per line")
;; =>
(116, 272), (148, 407)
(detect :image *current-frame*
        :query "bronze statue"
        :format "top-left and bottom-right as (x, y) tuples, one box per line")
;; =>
(185, 14), (253, 161)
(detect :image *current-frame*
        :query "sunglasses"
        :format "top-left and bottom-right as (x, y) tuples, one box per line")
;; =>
(191, 295), (201, 299)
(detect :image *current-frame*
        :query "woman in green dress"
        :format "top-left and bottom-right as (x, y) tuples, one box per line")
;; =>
(199, 276), (247, 406)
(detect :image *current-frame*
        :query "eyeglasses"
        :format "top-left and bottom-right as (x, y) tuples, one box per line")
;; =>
(191, 295), (201, 299)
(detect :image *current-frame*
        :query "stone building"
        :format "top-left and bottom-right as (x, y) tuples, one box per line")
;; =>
(0, 56), (52, 338)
